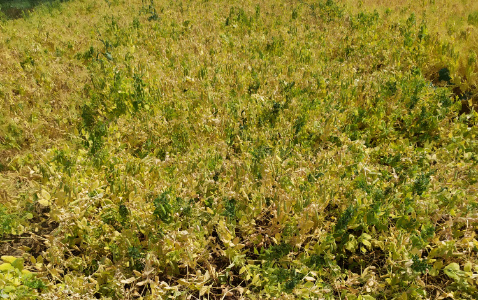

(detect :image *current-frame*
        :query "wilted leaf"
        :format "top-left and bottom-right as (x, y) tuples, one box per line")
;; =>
(120, 277), (137, 284)
(304, 276), (315, 282)
(199, 285), (209, 296)
(136, 279), (151, 286)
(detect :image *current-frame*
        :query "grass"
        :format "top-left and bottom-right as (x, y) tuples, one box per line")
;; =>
(0, 0), (477, 299)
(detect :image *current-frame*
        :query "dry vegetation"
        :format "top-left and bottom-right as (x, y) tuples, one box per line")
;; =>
(0, 0), (478, 299)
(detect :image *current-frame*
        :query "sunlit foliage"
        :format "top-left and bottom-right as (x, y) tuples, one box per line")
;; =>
(1, 0), (478, 298)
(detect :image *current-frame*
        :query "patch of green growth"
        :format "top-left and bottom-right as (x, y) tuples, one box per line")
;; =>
(0, 256), (46, 299)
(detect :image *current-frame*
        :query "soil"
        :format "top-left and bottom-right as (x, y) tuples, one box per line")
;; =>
(0, 219), (58, 258)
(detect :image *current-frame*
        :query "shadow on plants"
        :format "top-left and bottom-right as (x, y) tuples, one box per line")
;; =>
(0, 0), (70, 19)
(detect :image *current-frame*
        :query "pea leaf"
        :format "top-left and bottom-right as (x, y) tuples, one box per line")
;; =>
(443, 263), (461, 281)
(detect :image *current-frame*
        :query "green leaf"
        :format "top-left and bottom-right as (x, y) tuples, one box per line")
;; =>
(444, 262), (460, 271)
(464, 261), (473, 272)
(3, 285), (15, 293)
(443, 263), (461, 281)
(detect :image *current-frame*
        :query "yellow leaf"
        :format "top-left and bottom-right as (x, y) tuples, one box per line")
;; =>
(38, 199), (50, 206)
(91, 180), (100, 191)
(0, 263), (13, 271)
(1, 256), (16, 264)
(56, 191), (67, 206)
(41, 190), (51, 201)
(251, 274), (260, 285)
(217, 220), (232, 243)
(275, 233), (281, 243)
(464, 262), (473, 272)
(362, 239), (372, 248)
(361, 233), (372, 240)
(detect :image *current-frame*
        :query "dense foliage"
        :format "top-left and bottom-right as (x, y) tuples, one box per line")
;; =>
(1, 0), (478, 299)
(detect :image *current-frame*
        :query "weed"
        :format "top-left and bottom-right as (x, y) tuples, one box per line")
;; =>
(468, 11), (478, 26)
(153, 191), (172, 224)
(0, 205), (17, 237)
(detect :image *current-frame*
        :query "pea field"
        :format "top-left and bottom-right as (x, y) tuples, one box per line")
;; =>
(0, 0), (478, 299)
